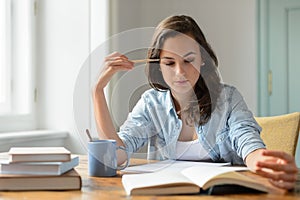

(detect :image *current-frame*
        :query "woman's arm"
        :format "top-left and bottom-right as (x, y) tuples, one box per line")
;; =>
(245, 149), (298, 190)
(225, 87), (298, 190)
(93, 52), (134, 165)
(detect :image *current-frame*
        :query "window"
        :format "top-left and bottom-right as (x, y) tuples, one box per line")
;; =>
(0, 0), (36, 132)
(0, 0), (11, 114)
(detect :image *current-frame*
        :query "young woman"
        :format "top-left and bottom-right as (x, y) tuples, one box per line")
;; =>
(93, 15), (298, 190)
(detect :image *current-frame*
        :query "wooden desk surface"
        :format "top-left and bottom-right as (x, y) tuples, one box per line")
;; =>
(0, 155), (299, 200)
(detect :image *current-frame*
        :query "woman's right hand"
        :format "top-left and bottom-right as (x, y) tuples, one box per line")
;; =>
(94, 52), (134, 92)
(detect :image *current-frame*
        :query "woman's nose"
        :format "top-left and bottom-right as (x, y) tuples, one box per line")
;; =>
(174, 63), (185, 75)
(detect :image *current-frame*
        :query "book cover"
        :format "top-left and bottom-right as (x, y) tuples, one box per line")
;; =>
(122, 165), (287, 195)
(1, 155), (79, 175)
(0, 169), (82, 191)
(8, 147), (71, 163)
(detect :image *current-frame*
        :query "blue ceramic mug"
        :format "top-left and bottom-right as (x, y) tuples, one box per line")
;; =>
(88, 140), (129, 177)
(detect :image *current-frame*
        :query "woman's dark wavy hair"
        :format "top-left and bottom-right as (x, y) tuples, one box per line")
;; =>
(146, 15), (222, 126)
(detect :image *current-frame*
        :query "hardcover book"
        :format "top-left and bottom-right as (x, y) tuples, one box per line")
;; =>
(8, 147), (71, 163)
(1, 155), (79, 175)
(0, 169), (82, 191)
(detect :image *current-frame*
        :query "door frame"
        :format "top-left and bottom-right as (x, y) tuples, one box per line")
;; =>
(257, 0), (270, 117)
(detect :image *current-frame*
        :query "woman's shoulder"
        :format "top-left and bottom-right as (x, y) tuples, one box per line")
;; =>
(220, 84), (243, 97)
(141, 88), (159, 95)
(216, 84), (245, 107)
(141, 88), (169, 101)
(221, 83), (238, 92)
(136, 88), (172, 113)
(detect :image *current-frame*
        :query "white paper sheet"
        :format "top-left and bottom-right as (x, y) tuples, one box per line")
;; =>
(122, 160), (232, 173)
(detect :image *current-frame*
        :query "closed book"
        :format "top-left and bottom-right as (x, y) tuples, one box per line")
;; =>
(1, 155), (79, 175)
(0, 169), (82, 191)
(8, 147), (71, 163)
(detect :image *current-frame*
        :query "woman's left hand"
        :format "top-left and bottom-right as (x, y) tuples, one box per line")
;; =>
(246, 149), (298, 190)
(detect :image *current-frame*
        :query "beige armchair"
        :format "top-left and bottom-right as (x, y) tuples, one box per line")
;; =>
(255, 112), (300, 156)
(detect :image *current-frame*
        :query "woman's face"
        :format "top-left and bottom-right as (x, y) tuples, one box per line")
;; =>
(159, 34), (202, 97)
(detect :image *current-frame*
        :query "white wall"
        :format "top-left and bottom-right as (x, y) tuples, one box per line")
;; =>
(36, 0), (90, 153)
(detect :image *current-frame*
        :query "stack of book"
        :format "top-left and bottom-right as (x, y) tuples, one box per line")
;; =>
(0, 147), (81, 191)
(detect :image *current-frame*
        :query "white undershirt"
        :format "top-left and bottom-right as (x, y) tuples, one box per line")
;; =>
(176, 139), (210, 161)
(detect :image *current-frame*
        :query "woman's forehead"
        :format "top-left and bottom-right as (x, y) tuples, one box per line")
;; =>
(160, 35), (200, 58)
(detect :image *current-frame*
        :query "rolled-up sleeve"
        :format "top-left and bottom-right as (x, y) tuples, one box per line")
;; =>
(118, 94), (153, 155)
(227, 88), (265, 161)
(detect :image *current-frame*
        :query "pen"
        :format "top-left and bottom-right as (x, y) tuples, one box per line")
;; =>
(131, 58), (160, 63)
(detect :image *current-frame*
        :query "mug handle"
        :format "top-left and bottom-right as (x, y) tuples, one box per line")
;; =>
(116, 146), (130, 170)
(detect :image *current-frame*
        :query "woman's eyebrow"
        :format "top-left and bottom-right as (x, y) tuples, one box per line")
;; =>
(160, 56), (174, 60)
(183, 52), (196, 57)
(161, 52), (196, 59)
(160, 52), (196, 60)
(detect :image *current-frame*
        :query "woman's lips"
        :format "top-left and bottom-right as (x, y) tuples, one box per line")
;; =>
(174, 80), (189, 85)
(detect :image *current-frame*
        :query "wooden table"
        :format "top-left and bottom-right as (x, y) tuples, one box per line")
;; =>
(0, 155), (299, 200)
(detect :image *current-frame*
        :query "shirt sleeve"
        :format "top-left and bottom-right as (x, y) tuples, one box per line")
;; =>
(227, 87), (266, 161)
(118, 94), (154, 155)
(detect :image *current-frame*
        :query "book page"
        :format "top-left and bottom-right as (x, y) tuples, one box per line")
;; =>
(181, 166), (248, 187)
(122, 160), (230, 173)
(122, 169), (196, 195)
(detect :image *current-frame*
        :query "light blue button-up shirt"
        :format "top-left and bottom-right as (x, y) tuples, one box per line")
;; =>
(118, 84), (265, 165)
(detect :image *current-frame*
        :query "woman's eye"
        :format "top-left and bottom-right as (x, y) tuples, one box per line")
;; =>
(184, 58), (195, 63)
(163, 62), (175, 66)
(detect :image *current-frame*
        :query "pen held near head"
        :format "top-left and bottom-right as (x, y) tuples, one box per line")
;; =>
(131, 59), (160, 63)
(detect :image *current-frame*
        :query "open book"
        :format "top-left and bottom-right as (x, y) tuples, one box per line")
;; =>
(122, 164), (287, 195)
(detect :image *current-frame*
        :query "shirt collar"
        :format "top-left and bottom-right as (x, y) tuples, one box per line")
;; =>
(165, 90), (176, 115)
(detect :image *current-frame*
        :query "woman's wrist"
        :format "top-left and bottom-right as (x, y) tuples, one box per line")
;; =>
(245, 148), (265, 171)
(93, 84), (105, 98)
